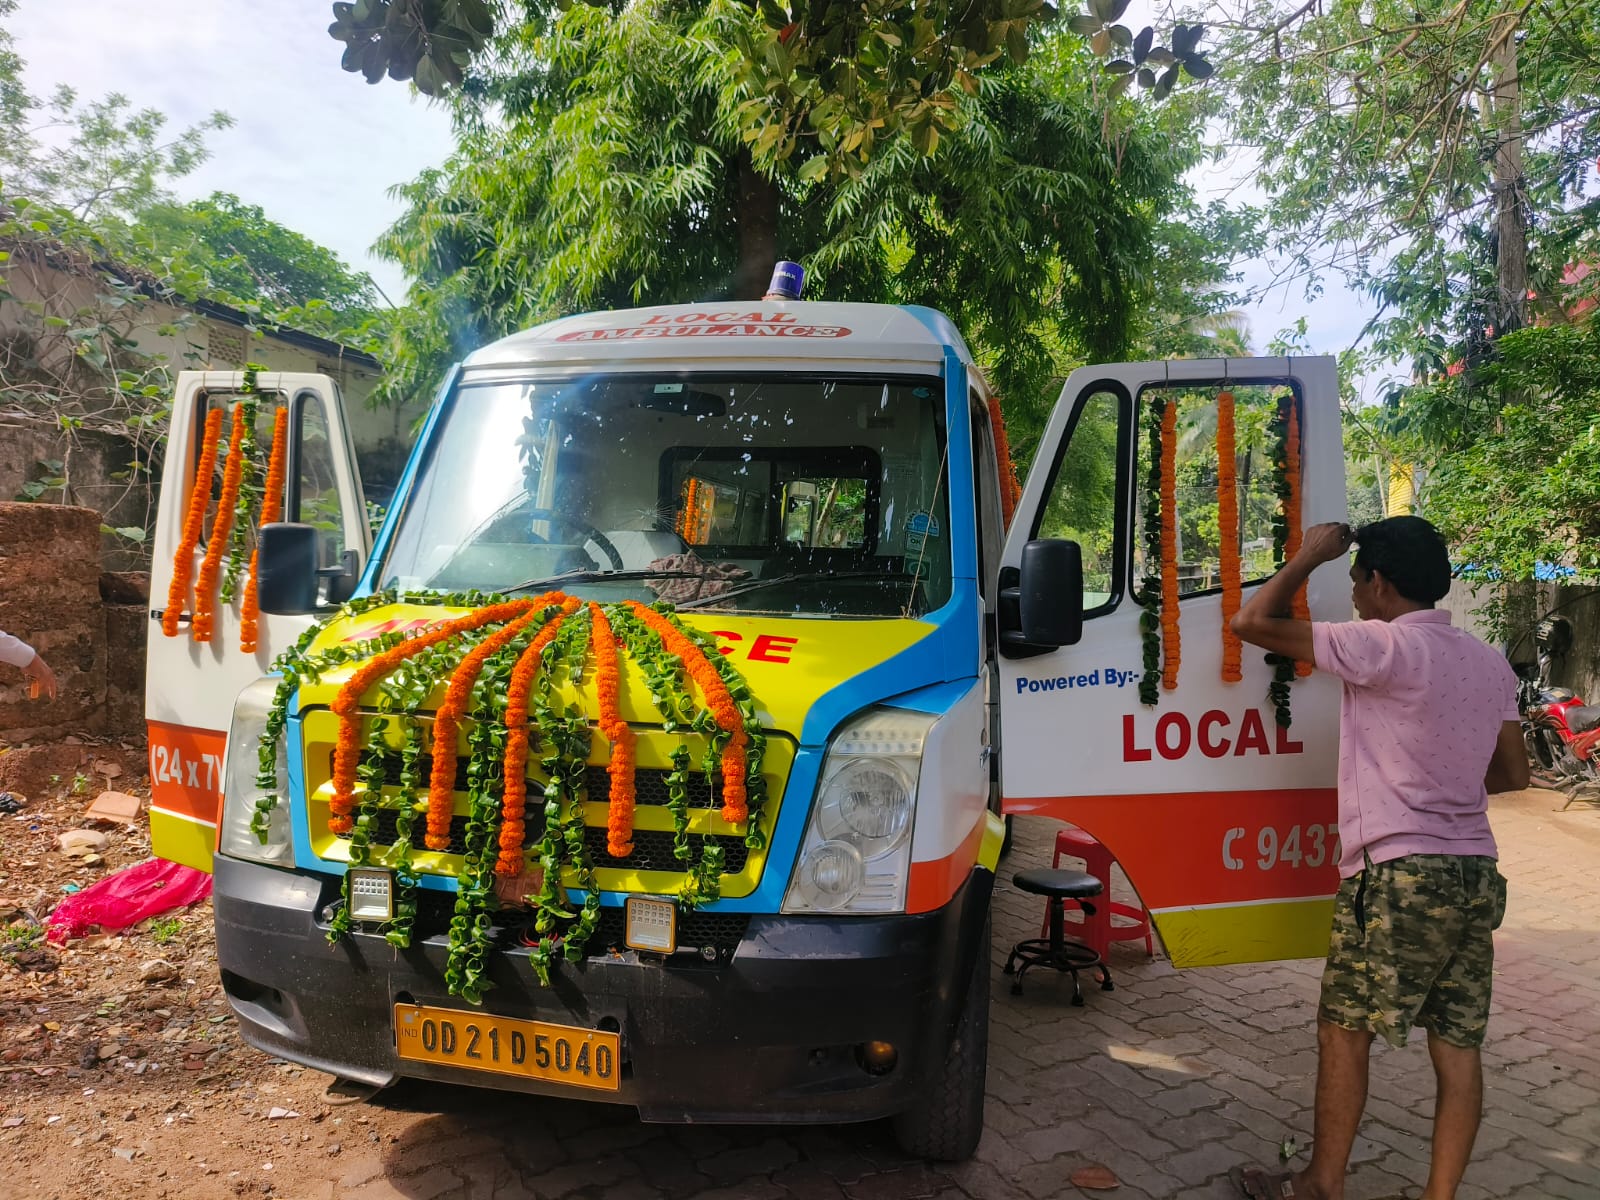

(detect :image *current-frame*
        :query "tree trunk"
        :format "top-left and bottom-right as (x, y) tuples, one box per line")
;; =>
(734, 150), (780, 300)
(1489, 20), (1528, 338)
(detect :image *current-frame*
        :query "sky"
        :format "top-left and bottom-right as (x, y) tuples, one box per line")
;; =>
(5, 0), (1380, 388)
(5, 0), (456, 303)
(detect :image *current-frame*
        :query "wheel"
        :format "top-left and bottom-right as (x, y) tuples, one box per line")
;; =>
(892, 915), (990, 1162)
(999, 814), (1015, 859)
(525, 508), (625, 570)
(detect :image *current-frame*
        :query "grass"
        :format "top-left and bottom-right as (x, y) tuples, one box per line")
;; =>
(149, 915), (184, 945)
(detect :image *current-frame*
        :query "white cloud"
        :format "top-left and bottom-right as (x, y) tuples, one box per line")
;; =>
(6, 0), (457, 301)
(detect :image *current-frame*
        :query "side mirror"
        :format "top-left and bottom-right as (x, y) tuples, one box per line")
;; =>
(257, 523), (320, 615)
(999, 539), (1084, 657)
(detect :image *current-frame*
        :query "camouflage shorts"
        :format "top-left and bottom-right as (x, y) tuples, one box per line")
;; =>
(1319, 854), (1507, 1049)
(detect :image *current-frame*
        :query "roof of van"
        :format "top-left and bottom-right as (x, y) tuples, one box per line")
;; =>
(462, 302), (972, 371)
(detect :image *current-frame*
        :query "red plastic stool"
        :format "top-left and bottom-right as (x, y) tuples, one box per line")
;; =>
(1039, 827), (1153, 959)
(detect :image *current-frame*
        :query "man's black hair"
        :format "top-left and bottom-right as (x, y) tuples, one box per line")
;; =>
(1352, 516), (1451, 604)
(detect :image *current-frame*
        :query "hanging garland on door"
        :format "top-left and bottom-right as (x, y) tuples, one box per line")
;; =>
(162, 406), (224, 639)
(191, 398), (251, 643)
(1217, 390), (1243, 683)
(1266, 392), (1312, 726)
(164, 365), (285, 649)
(1134, 395), (1166, 705)
(1159, 395), (1181, 691)
(985, 392), (1023, 528)
(253, 590), (770, 1002)
(239, 404), (289, 654)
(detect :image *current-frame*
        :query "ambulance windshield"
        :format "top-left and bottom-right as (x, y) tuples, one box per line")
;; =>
(377, 373), (953, 617)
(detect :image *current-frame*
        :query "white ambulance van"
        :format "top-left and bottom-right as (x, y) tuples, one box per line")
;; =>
(145, 296), (1346, 1160)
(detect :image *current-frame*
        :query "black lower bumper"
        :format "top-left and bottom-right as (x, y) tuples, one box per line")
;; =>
(212, 856), (993, 1124)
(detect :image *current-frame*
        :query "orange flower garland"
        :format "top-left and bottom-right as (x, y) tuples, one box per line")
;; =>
(191, 404), (249, 643)
(1217, 390), (1243, 683)
(239, 405), (289, 654)
(496, 594), (580, 875)
(625, 602), (748, 824)
(589, 603), (637, 858)
(163, 406), (225, 638)
(1159, 397), (1181, 690)
(424, 599), (550, 851)
(329, 601), (533, 835)
(986, 392), (1023, 529)
(1284, 401), (1312, 677)
(679, 479), (699, 541)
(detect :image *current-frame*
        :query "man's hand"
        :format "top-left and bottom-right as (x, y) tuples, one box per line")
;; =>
(24, 653), (58, 701)
(1298, 522), (1356, 567)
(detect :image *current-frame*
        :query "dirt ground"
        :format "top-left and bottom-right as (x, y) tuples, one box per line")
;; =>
(0, 746), (366, 1200)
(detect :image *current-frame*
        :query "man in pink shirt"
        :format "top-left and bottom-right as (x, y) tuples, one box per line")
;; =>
(1230, 516), (1528, 1200)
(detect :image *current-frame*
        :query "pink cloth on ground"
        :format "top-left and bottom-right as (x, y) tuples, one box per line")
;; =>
(1312, 609), (1519, 878)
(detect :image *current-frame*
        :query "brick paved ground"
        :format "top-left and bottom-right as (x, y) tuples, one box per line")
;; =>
(333, 787), (1600, 1200)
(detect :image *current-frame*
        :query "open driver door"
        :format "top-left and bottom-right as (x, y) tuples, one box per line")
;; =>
(145, 372), (371, 870)
(997, 357), (1348, 966)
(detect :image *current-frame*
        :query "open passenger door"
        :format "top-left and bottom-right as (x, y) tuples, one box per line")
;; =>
(146, 372), (371, 871)
(997, 358), (1348, 966)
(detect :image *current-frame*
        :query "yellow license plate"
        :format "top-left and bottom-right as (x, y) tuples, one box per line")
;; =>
(393, 1004), (620, 1092)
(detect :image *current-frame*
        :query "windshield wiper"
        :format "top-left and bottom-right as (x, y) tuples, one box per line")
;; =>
(504, 568), (707, 594)
(676, 570), (916, 610)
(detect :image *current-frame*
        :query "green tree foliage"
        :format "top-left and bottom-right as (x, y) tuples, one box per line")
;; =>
(133, 193), (380, 317)
(374, 6), (1241, 460)
(1219, 0), (1600, 591)
(1220, 0), (1600, 370)
(326, 0), (1211, 182)
(0, 1), (230, 221)
(1413, 315), (1600, 591)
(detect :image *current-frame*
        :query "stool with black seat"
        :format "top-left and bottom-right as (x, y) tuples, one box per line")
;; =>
(1004, 869), (1115, 1005)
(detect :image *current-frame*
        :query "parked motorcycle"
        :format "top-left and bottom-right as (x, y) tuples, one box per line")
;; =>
(1515, 616), (1600, 797)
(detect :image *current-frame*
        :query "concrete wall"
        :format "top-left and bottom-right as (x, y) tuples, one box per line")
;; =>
(1441, 577), (1600, 703)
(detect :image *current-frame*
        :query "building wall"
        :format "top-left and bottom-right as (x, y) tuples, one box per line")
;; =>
(0, 254), (427, 560)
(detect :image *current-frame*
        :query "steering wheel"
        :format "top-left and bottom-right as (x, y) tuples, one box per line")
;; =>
(526, 508), (625, 571)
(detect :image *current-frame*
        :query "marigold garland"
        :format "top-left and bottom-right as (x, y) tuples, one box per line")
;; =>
(985, 392), (1023, 529)
(680, 479), (699, 541)
(1217, 390), (1243, 683)
(329, 600), (532, 835)
(263, 588), (771, 1000)
(163, 406), (224, 638)
(1159, 397), (1181, 690)
(424, 599), (548, 851)
(589, 603), (638, 858)
(191, 403), (249, 643)
(496, 594), (580, 875)
(239, 404), (289, 654)
(626, 601), (748, 824)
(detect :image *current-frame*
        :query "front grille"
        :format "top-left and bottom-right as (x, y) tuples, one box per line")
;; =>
(406, 890), (750, 957)
(340, 810), (748, 873)
(359, 751), (722, 809)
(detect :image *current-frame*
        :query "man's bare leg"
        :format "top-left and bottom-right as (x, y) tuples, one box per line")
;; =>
(1295, 1020), (1374, 1200)
(1421, 1032), (1482, 1200)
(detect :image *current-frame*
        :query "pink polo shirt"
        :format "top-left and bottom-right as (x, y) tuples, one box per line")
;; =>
(1312, 609), (1518, 878)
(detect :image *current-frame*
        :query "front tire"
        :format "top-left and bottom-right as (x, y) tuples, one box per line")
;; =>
(891, 915), (990, 1161)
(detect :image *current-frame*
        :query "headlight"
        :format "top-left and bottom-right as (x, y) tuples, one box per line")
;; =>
(217, 676), (295, 867)
(783, 708), (934, 915)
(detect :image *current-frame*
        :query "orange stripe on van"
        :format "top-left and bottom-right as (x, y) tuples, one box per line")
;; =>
(146, 719), (228, 824)
(1002, 788), (1339, 911)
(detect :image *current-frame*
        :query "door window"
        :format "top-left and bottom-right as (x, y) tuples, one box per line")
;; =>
(1133, 384), (1290, 596)
(1032, 388), (1127, 613)
(293, 392), (346, 570)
